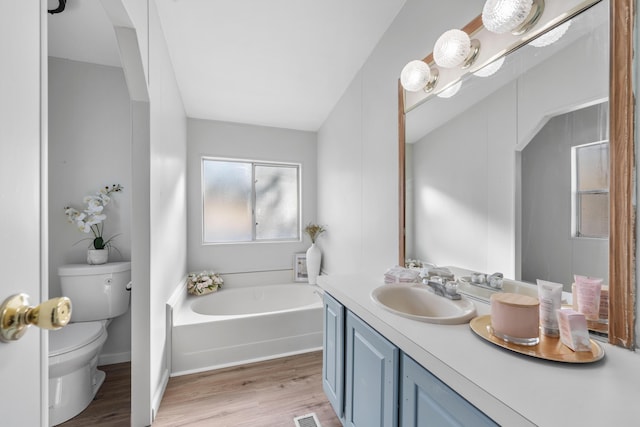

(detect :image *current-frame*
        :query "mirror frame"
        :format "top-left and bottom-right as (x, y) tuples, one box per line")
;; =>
(398, 0), (635, 349)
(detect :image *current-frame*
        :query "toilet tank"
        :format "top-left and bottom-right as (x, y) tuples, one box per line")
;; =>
(58, 261), (131, 322)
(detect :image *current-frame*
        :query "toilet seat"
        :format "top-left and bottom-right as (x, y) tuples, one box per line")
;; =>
(50, 322), (105, 356)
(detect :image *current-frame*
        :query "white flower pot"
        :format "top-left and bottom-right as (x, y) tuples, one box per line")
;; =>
(306, 243), (322, 285)
(87, 249), (108, 265)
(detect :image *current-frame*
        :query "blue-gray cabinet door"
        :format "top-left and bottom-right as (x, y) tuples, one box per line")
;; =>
(345, 311), (399, 427)
(400, 354), (498, 427)
(323, 292), (345, 420)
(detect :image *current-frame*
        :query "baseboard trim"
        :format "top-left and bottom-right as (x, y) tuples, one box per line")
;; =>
(98, 351), (131, 366)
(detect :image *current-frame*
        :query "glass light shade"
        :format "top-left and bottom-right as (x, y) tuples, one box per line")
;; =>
(482, 0), (533, 34)
(437, 81), (462, 98)
(433, 29), (471, 68)
(473, 56), (505, 77)
(530, 20), (572, 47)
(400, 60), (432, 92)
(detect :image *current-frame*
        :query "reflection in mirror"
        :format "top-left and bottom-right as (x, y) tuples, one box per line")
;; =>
(520, 102), (609, 286)
(401, 0), (637, 348)
(405, 1), (609, 291)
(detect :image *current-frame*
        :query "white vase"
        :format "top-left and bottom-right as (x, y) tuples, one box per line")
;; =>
(306, 243), (322, 285)
(87, 249), (108, 265)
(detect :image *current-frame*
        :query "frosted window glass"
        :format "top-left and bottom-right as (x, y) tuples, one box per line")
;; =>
(203, 160), (252, 242)
(577, 143), (609, 191)
(255, 165), (299, 240)
(202, 158), (300, 243)
(579, 193), (609, 238)
(573, 141), (609, 238)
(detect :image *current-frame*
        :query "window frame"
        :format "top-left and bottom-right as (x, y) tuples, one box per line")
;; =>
(201, 156), (302, 245)
(571, 140), (609, 239)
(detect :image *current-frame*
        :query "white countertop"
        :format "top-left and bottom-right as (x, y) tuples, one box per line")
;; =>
(317, 274), (640, 426)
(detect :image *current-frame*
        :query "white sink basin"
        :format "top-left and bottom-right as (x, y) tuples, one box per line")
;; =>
(370, 285), (477, 324)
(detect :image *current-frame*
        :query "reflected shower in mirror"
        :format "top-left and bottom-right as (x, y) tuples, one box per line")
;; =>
(404, 0), (609, 291)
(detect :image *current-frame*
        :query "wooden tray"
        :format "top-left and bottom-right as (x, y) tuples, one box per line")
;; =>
(470, 315), (604, 363)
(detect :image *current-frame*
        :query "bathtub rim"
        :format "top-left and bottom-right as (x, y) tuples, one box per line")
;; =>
(169, 282), (324, 326)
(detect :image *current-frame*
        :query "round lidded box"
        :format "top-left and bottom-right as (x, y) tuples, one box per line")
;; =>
(490, 293), (540, 346)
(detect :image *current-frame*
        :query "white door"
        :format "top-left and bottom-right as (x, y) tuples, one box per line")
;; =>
(0, 1), (48, 426)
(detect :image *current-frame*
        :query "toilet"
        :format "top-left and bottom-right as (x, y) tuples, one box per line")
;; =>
(49, 261), (131, 426)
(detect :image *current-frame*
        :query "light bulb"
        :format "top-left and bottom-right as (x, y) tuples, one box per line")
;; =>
(473, 56), (505, 77)
(434, 30), (472, 68)
(530, 20), (572, 47)
(482, 0), (534, 34)
(437, 81), (462, 98)
(400, 60), (433, 92)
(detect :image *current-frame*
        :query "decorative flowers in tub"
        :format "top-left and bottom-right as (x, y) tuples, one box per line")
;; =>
(186, 271), (224, 296)
(64, 184), (123, 264)
(304, 223), (326, 244)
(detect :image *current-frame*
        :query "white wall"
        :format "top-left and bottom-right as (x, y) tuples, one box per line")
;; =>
(48, 57), (132, 361)
(187, 119), (317, 275)
(108, 1), (188, 424)
(318, 0), (485, 275)
(148, 1), (188, 417)
(411, 82), (516, 278)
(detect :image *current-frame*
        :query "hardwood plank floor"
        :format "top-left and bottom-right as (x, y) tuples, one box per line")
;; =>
(59, 362), (131, 427)
(60, 351), (342, 427)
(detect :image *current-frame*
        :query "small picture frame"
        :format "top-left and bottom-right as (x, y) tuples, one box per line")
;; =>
(294, 253), (308, 282)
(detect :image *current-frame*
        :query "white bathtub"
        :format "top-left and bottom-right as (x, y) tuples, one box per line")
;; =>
(170, 283), (324, 375)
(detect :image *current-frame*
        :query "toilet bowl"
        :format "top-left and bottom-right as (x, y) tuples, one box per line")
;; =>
(49, 321), (108, 426)
(49, 261), (130, 426)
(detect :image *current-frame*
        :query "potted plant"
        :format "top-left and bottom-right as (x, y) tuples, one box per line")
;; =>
(64, 184), (123, 264)
(304, 223), (326, 285)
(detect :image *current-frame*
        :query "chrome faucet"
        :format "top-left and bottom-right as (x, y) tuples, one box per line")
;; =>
(469, 271), (504, 290)
(421, 275), (462, 300)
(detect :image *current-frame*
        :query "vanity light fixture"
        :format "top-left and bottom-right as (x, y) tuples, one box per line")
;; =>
(530, 19), (572, 47)
(400, 60), (439, 92)
(473, 56), (506, 77)
(482, 0), (545, 35)
(437, 81), (463, 98)
(433, 29), (481, 69)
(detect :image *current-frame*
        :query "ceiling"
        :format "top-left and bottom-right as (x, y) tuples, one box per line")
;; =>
(47, 0), (406, 131)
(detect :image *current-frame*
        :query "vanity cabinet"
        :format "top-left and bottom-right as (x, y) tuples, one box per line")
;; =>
(322, 292), (345, 420)
(345, 311), (399, 427)
(323, 292), (497, 427)
(400, 355), (498, 427)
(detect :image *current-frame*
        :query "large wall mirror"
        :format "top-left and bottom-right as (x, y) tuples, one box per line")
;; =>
(398, 0), (635, 348)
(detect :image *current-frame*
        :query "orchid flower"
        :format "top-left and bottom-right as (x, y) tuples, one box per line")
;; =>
(64, 184), (123, 250)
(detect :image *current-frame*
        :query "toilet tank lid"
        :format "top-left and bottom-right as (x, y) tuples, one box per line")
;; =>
(58, 261), (131, 276)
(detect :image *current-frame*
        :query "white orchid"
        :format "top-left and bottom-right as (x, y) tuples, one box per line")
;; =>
(64, 184), (123, 250)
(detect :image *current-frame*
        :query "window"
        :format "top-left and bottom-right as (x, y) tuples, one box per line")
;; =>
(202, 158), (300, 243)
(572, 141), (609, 238)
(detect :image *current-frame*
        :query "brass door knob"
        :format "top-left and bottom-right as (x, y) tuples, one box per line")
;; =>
(0, 294), (72, 342)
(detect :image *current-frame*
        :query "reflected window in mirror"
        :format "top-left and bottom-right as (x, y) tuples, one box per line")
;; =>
(520, 103), (609, 287)
(573, 141), (609, 238)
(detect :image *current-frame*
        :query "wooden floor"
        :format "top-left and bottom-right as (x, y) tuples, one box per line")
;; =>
(60, 351), (342, 427)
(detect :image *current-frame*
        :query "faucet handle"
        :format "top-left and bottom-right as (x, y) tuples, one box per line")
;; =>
(444, 281), (462, 300)
(488, 272), (504, 289)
